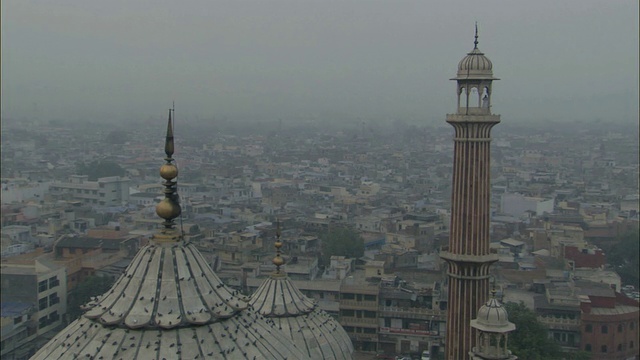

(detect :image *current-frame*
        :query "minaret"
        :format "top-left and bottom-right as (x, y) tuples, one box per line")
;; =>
(440, 25), (500, 360)
(469, 290), (517, 360)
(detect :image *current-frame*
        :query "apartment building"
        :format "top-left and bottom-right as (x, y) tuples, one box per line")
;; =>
(49, 175), (129, 206)
(1, 256), (67, 359)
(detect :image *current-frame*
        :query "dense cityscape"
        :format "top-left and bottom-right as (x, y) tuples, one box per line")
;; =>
(1, 1), (639, 360)
(1, 108), (638, 359)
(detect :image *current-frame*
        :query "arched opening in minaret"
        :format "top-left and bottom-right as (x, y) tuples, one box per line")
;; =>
(470, 87), (479, 107)
(482, 86), (490, 110)
(459, 86), (468, 108)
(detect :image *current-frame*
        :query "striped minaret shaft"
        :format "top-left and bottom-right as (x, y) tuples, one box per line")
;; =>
(440, 27), (500, 360)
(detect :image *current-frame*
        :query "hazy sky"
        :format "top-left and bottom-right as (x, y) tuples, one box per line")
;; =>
(1, 1), (638, 124)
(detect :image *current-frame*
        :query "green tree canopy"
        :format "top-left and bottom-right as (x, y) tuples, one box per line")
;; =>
(320, 227), (364, 266)
(504, 301), (562, 360)
(106, 130), (129, 145)
(607, 229), (640, 287)
(76, 160), (126, 181)
(67, 275), (115, 321)
(504, 301), (589, 360)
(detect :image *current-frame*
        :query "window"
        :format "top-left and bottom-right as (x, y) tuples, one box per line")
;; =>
(363, 327), (376, 334)
(38, 316), (48, 329)
(617, 344), (623, 352)
(49, 311), (59, 323)
(364, 311), (376, 318)
(585, 344), (591, 352)
(341, 309), (355, 317)
(48, 276), (60, 288)
(631, 341), (634, 349)
(342, 293), (355, 300)
(618, 324), (624, 332)
(49, 293), (60, 306)
(631, 322), (636, 330)
(13, 316), (23, 325)
(601, 345), (607, 353)
(585, 324), (592, 333)
(601, 325), (608, 334)
(38, 280), (47, 293)
(39, 297), (48, 311)
(364, 294), (376, 301)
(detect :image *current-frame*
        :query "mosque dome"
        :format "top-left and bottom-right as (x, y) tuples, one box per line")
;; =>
(458, 48), (493, 73)
(248, 224), (353, 360)
(452, 26), (498, 81)
(249, 273), (354, 359)
(470, 296), (515, 333)
(30, 111), (310, 360)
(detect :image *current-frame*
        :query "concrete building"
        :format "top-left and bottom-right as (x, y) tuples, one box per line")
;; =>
(49, 175), (130, 206)
(1, 254), (67, 359)
(500, 192), (554, 217)
(439, 29), (501, 359)
(578, 282), (640, 360)
(0, 303), (36, 360)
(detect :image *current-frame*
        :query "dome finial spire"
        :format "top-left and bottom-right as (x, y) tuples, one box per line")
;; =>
(474, 22), (479, 49)
(154, 108), (182, 241)
(272, 218), (285, 274)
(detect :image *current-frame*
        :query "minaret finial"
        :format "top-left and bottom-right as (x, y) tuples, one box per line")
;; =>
(154, 109), (182, 242)
(272, 218), (285, 274)
(474, 22), (479, 49)
(165, 109), (174, 157)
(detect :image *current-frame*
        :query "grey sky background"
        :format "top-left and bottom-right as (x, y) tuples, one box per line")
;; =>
(1, 0), (638, 124)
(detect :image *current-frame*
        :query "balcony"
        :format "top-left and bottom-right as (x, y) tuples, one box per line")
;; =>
(379, 327), (440, 337)
(379, 306), (446, 321)
(340, 317), (378, 327)
(537, 315), (580, 330)
(340, 300), (378, 311)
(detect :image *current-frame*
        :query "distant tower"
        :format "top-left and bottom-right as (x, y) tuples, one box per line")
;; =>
(469, 291), (517, 360)
(440, 25), (501, 360)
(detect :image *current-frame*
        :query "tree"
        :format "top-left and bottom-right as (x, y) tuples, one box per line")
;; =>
(320, 227), (364, 266)
(105, 130), (129, 145)
(607, 229), (640, 287)
(67, 275), (114, 321)
(504, 301), (562, 360)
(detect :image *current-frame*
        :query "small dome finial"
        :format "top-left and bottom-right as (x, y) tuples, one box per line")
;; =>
(272, 218), (285, 273)
(474, 22), (479, 49)
(154, 108), (182, 242)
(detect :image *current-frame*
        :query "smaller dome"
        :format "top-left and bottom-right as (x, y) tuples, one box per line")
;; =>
(471, 296), (516, 333)
(458, 48), (493, 73)
(476, 297), (509, 327)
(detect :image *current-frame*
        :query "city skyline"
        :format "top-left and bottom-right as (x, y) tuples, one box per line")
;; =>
(1, 0), (638, 124)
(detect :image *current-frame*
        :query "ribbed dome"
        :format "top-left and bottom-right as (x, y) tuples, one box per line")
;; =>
(31, 241), (310, 360)
(82, 242), (245, 329)
(452, 28), (498, 81)
(458, 48), (493, 72)
(30, 111), (311, 360)
(249, 274), (354, 360)
(470, 297), (515, 333)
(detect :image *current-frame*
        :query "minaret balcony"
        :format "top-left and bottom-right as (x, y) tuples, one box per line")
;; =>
(458, 106), (493, 115)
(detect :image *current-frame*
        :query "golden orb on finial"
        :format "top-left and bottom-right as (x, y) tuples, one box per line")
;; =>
(272, 255), (285, 267)
(160, 163), (178, 180)
(156, 198), (181, 220)
(274, 241), (283, 249)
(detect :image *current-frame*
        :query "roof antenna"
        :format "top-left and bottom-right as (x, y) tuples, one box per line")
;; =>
(474, 22), (479, 49)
